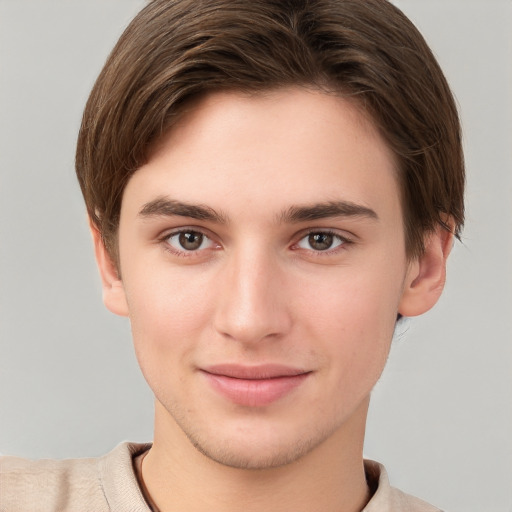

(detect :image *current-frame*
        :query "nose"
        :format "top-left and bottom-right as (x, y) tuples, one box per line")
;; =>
(213, 246), (292, 345)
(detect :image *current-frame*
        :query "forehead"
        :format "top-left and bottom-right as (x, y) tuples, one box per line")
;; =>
(122, 87), (400, 224)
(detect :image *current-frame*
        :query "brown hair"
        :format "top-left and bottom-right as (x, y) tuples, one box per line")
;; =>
(76, 0), (464, 261)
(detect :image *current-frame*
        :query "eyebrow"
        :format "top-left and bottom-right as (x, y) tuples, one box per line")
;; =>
(138, 197), (378, 224)
(138, 197), (227, 223)
(280, 200), (378, 223)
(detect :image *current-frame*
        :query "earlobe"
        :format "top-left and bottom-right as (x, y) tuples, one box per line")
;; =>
(398, 223), (455, 317)
(88, 218), (129, 317)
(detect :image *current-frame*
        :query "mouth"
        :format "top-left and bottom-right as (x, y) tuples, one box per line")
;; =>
(201, 364), (311, 407)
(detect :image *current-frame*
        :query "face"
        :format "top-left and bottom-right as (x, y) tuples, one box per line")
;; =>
(102, 88), (435, 469)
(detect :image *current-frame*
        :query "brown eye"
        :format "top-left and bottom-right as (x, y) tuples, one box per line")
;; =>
(179, 231), (203, 250)
(166, 230), (215, 252)
(308, 233), (333, 250)
(297, 232), (345, 252)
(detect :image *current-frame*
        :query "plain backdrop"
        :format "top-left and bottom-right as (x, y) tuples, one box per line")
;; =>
(0, 1), (511, 511)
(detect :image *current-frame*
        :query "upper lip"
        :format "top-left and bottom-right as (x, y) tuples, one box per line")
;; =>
(202, 364), (309, 380)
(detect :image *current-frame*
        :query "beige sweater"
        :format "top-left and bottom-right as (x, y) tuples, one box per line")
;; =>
(0, 443), (442, 512)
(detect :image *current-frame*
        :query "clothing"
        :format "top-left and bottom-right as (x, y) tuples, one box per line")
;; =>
(0, 442), (442, 512)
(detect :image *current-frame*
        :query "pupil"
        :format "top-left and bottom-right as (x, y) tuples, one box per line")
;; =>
(309, 233), (333, 251)
(179, 231), (202, 250)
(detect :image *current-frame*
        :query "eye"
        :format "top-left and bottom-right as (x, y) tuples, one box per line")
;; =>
(296, 231), (346, 251)
(166, 230), (216, 252)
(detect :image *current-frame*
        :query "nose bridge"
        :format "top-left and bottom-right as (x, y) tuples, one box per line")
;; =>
(213, 241), (290, 344)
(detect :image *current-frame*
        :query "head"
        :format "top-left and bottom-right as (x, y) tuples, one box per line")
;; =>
(76, 0), (464, 470)
(76, 0), (464, 266)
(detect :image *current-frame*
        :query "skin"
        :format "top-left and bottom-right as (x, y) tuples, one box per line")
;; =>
(92, 88), (453, 512)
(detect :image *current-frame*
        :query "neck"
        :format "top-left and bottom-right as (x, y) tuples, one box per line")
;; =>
(142, 399), (370, 512)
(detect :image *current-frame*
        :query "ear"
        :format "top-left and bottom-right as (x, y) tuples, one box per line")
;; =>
(89, 217), (129, 317)
(398, 222), (455, 317)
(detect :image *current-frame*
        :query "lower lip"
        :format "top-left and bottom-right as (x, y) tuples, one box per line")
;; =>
(202, 372), (310, 407)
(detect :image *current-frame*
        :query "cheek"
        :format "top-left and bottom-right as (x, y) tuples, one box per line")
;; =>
(296, 267), (403, 389)
(123, 266), (215, 382)
(298, 262), (403, 332)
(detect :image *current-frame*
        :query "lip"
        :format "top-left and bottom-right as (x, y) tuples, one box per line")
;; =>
(201, 364), (311, 407)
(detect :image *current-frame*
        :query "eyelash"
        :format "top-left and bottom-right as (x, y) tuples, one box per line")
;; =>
(292, 229), (353, 255)
(159, 229), (219, 258)
(158, 228), (354, 258)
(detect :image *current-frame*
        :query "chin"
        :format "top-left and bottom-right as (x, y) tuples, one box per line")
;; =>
(189, 435), (319, 470)
(177, 416), (336, 471)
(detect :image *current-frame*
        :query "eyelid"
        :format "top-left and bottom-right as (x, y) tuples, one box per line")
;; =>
(158, 226), (222, 257)
(157, 224), (218, 242)
(291, 228), (355, 253)
(168, 231), (215, 250)
(156, 225), (355, 258)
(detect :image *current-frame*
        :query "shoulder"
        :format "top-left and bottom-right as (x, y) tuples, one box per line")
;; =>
(0, 450), (106, 512)
(0, 442), (151, 512)
(363, 460), (444, 512)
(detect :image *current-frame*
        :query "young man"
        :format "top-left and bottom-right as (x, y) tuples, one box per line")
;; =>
(0, 0), (464, 510)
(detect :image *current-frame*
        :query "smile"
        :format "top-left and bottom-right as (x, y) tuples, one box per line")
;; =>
(201, 364), (311, 407)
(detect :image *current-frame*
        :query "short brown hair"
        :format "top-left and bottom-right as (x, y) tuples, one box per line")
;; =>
(76, 0), (464, 261)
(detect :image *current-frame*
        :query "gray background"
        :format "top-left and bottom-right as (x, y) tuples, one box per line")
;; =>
(0, 1), (511, 511)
